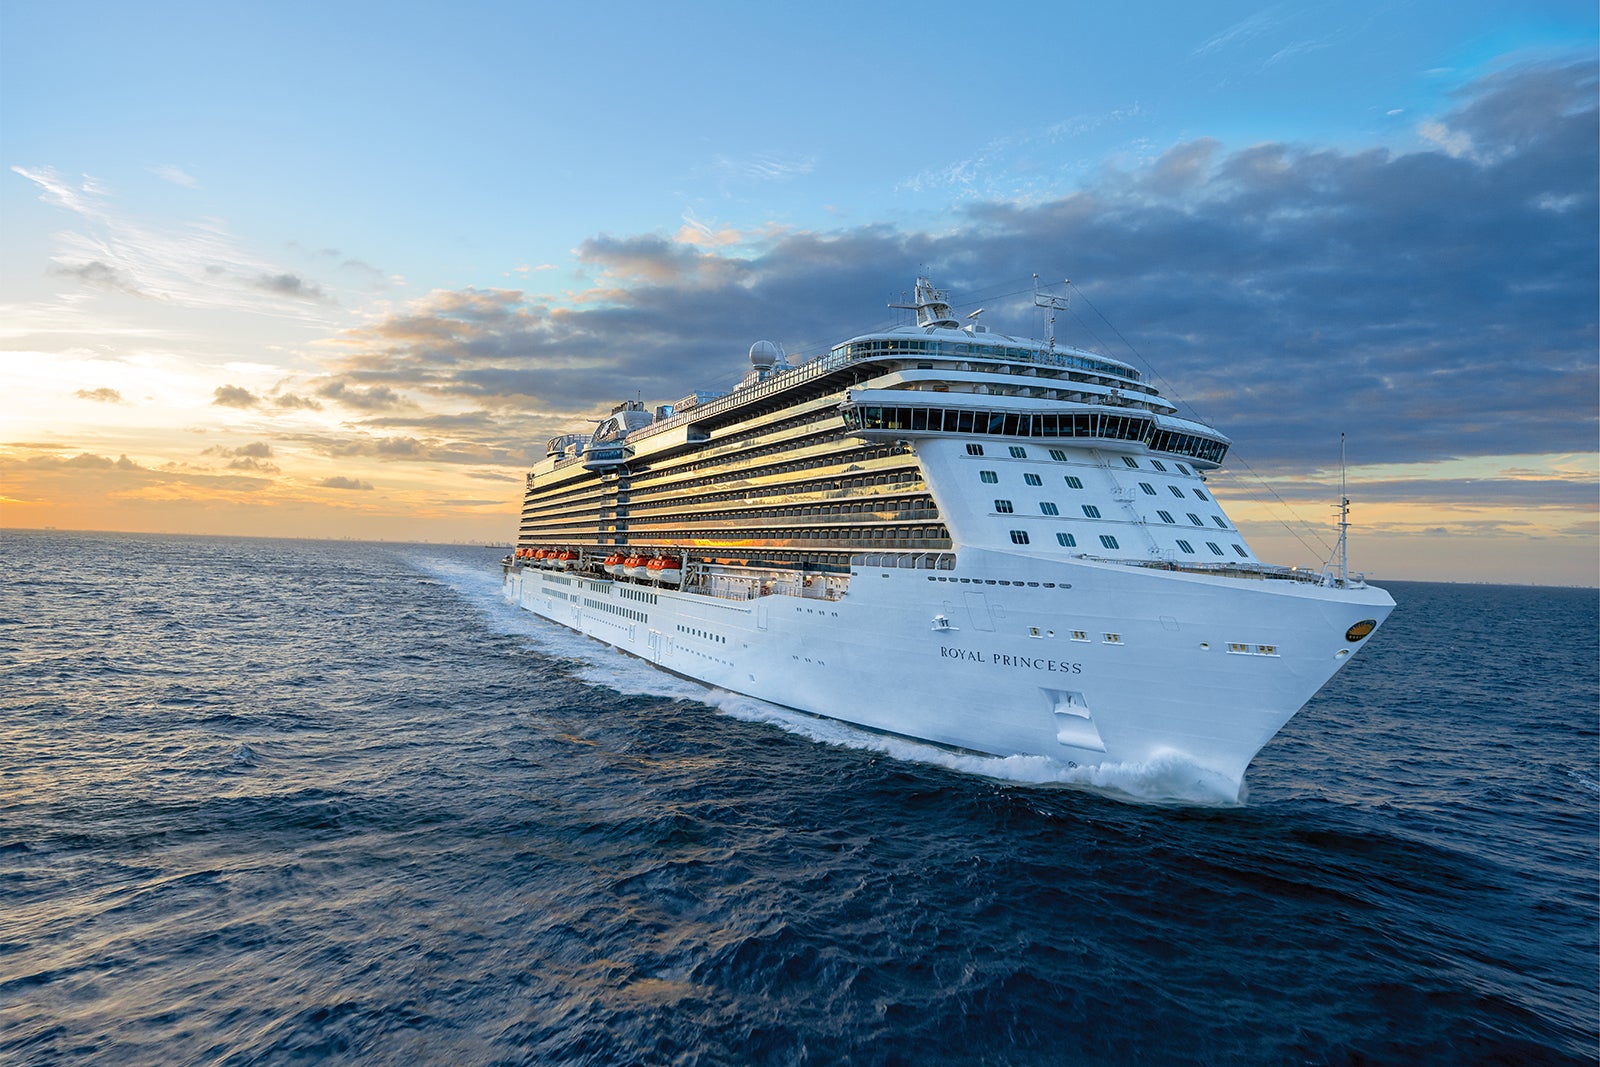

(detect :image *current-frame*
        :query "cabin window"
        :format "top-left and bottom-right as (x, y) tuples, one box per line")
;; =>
(1212, 516), (1228, 528)
(1056, 532), (1077, 547)
(1040, 502), (1059, 515)
(1099, 535), (1120, 549)
(1139, 482), (1157, 495)
(979, 470), (998, 483)
(1150, 460), (1167, 472)
(1049, 449), (1068, 461)
(1081, 505), (1101, 518)
(1024, 473), (1042, 486)
(1188, 513), (1204, 525)
(966, 441), (983, 455)
(995, 499), (1014, 513)
(1193, 488), (1208, 500)
(1065, 476), (1084, 489)
(1168, 485), (1185, 498)
(1009, 446), (1028, 458)
(1010, 530), (1031, 544)
(1207, 542), (1224, 555)
(1157, 510), (1175, 524)
(1176, 540), (1195, 553)
(1121, 457), (1139, 468)
(1175, 462), (1191, 475)
(1233, 544), (1248, 557)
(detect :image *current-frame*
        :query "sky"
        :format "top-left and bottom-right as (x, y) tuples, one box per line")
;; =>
(2, 0), (1596, 585)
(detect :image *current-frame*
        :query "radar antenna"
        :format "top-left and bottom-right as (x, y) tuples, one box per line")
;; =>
(1033, 274), (1071, 352)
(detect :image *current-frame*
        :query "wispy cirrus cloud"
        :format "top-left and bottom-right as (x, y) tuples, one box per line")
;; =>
(11, 165), (340, 320)
(150, 164), (199, 188)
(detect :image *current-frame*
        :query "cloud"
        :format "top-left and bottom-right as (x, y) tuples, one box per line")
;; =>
(252, 273), (332, 303)
(20, 451), (141, 471)
(74, 387), (123, 403)
(304, 57), (1594, 490)
(212, 384), (260, 408)
(273, 392), (323, 411)
(319, 475), (374, 490)
(199, 441), (279, 472)
(203, 441), (273, 458)
(11, 165), (339, 321)
(152, 165), (199, 188)
(709, 152), (816, 184)
(317, 380), (405, 411)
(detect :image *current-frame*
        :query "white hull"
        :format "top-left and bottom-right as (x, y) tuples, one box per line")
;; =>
(504, 551), (1391, 794)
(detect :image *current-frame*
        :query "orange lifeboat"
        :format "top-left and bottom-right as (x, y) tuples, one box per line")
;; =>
(645, 556), (665, 582)
(623, 554), (649, 580)
(655, 555), (683, 586)
(602, 553), (626, 576)
(556, 549), (578, 570)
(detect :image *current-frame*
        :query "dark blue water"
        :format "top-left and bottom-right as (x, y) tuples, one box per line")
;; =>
(2, 530), (1595, 1065)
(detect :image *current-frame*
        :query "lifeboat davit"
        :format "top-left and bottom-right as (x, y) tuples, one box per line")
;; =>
(623, 554), (649, 580)
(654, 556), (683, 586)
(602, 553), (625, 576)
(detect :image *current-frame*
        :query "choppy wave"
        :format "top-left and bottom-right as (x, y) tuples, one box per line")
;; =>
(3, 532), (1595, 1066)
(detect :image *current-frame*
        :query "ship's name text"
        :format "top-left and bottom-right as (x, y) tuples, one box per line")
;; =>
(940, 647), (1082, 673)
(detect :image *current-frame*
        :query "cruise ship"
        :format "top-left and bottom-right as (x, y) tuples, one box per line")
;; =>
(503, 277), (1393, 794)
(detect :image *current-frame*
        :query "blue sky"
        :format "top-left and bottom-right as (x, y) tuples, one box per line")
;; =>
(2, 1), (1596, 583)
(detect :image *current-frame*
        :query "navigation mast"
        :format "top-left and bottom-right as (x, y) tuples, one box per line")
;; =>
(1326, 433), (1351, 587)
(1033, 274), (1071, 352)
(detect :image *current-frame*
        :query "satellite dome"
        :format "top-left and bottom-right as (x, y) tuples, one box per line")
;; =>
(748, 340), (780, 369)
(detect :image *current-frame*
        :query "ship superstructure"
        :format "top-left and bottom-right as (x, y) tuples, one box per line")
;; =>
(504, 278), (1393, 794)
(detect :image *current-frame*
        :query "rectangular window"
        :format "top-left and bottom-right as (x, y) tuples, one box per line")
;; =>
(1233, 544), (1248, 557)
(1212, 515), (1228, 528)
(1103, 632), (1122, 643)
(1065, 476), (1084, 489)
(1157, 510), (1175, 524)
(1048, 449), (1068, 461)
(1150, 460), (1167, 472)
(1024, 473), (1042, 486)
(1139, 482), (1157, 495)
(1099, 534), (1119, 549)
(1040, 502), (1059, 515)
(1168, 485), (1185, 498)
(966, 442), (984, 455)
(1207, 542), (1224, 555)
(1056, 532), (1077, 547)
(1010, 530), (1030, 544)
(1122, 456), (1139, 468)
(1176, 540), (1195, 553)
(1192, 488), (1208, 500)
(1081, 505), (1101, 518)
(1188, 513), (1204, 525)
(979, 470), (998, 483)
(995, 499), (1014, 513)
(1009, 445), (1028, 458)
(1070, 630), (1089, 641)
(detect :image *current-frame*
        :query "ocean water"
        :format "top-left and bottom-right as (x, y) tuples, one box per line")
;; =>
(1, 530), (1594, 1066)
